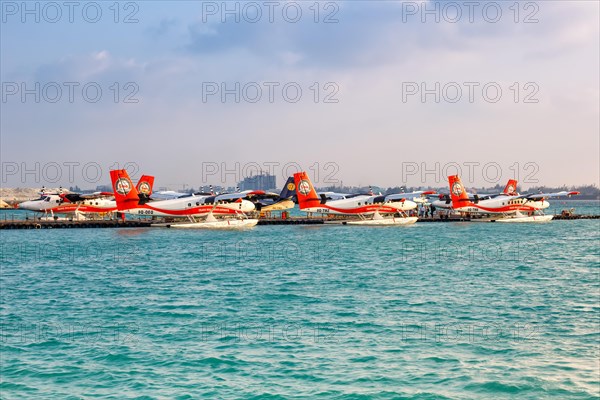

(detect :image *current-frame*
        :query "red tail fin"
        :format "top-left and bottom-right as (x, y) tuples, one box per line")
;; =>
(503, 179), (517, 195)
(293, 171), (321, 210)
(136, 175), (155, 197)
(448, 175), (470, 209)
(110, 169), (140, 210)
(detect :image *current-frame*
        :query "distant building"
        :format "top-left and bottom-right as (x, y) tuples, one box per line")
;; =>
(239, 173), (276, 191)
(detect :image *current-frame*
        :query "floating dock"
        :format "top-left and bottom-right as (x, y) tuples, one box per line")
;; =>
(0, 214), (597, 229)
(552, 214), (600, 220)
(258, 218), (324, 225)
(0, 220), (152, 229)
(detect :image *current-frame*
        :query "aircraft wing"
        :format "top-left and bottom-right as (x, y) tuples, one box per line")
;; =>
(151, 191), (188, 200)
(83, 191), (114, 198)
(317, 191), (350, 200)
(384, 191), (436, 201)
(215, 190), (266, 201)
(253, 192), (281, 200)
(62, 192), (114, 202)
(519, 191), (580, 201)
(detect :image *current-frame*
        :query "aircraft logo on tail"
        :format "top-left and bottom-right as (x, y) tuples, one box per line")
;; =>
(298, 180), (311, 195)
(138, 181), (151, 195)
(115, 177), (133, 196)
(276, 177), (296, 199)
(451, 181), (463, 196)
(504, 179), (518, 195)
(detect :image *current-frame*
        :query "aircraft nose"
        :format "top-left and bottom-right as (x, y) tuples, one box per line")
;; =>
(19, 201), (40, 211)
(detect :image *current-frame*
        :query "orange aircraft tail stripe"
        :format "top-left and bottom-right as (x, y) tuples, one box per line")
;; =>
(110, 169), (140, 210)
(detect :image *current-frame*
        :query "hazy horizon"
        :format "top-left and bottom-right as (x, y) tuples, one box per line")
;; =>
(2, 177), (598, 194)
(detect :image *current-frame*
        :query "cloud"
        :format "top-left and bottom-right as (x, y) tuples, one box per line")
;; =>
(146, 17), (180, 38)
(180, 1), (598, 73)
(29, 51), (144, 84)
(1, 1), (598, 187)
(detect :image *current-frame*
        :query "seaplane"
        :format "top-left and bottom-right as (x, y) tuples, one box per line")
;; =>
(432, 179), (519, 210)
(251, 177), (296, 213)
(17, 176), (155, 220)
(172, 177), (296, 223)
(447, 175), (579, 222)
(293, 171), (435, 226)
(110, 169), (259, 229)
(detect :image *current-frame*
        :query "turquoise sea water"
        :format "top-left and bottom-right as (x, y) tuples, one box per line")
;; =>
(1, 205), (599, 399)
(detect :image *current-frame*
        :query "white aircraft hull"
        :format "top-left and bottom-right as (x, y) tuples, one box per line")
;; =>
(494, 215), (553, 223)
(167, 219), (259, 230)
(345, 216), (418, 226)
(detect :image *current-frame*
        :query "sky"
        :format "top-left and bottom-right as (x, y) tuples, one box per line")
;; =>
(1, 0), (599, 190)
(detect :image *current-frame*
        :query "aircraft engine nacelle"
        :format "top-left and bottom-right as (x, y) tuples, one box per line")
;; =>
(219, 199), (256, 213)
(240, 199), (256, 212)
(431, 199), (452, 210)
(534, 200), (550, 210)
